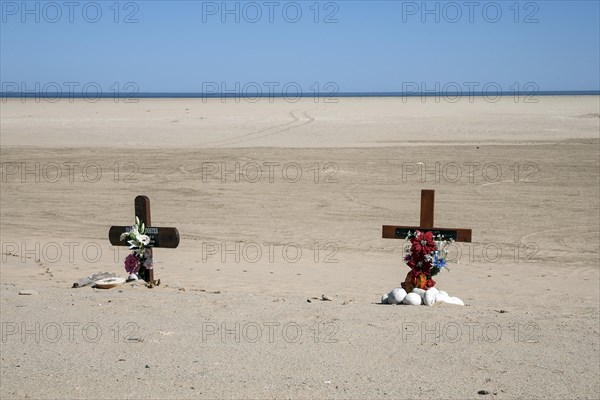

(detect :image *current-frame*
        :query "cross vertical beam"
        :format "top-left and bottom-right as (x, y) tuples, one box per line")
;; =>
(134, 195), (153, 283)
(420, 189), (434, 228)
(135, 195), (151, 227)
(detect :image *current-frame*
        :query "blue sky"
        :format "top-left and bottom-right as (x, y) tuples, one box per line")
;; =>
(1, 0), (599, 93)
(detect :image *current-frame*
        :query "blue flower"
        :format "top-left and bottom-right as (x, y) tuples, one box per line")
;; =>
(433, 252), (447, 269)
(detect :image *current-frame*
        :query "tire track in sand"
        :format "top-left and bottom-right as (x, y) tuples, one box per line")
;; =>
(204, 110), (315, 147)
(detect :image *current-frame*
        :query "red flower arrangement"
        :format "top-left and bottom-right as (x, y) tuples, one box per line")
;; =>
(402, 230), (452, 292)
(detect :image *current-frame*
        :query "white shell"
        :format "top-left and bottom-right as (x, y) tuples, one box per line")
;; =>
(423, 290), (437, 306)
(427, 287), (439, 297)
(402, 292), (422, 306)
(438, 290), (448, 297)
(94, 277), (126, 289)
(127, 273), (139, 282)
(412, 288), (426, 298)
(381, 293), (389, 304)
(388, 288), (407, 305)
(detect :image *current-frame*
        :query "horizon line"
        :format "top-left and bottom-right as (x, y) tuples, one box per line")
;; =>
(1, 90), (599, 99)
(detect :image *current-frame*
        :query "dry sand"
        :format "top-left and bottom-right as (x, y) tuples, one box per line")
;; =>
(1, 96), (599, 399)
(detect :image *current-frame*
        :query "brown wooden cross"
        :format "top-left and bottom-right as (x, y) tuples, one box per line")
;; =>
(382, 189), (472, 242)
(109, 195), (180, 283)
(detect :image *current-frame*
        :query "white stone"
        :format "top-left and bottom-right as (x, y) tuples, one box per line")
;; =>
(427, 287), (439, 297)
(388, 288), (407, 305)
(435, 292), (451, 304)
(412, 288), (426, 298)
(449, 297), (465, 306)
(435, 293), (464, 306)
(423, 290), (437, 306)
(381, 293), (389, 304)
(402, 292), (422, 306)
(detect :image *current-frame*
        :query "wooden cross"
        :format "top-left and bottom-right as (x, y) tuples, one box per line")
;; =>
(109, 195), (180, 283)
(382, 189), (472, 242)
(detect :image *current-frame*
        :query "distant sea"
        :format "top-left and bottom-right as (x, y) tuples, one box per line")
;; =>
(1, 91), (599, 98)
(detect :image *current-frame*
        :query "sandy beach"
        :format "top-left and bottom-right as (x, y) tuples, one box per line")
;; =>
(1, 96), (599, 399)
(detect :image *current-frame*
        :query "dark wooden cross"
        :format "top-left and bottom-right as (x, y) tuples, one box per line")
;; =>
(382, 189), (472, 242)
(109, 195), (180, 283)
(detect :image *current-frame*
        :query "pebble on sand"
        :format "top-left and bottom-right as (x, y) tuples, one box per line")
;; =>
(19, 290), (38, 295)
(387, 288), (407, 305)
(402, 292), (422, 306)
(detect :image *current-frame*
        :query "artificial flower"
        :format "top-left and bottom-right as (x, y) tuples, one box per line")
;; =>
(402, 230), (453, 290)
(124, 253), (140, 274)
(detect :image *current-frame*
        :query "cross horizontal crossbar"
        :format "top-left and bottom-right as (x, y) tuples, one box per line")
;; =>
(109, 226), (180, 248)
(382, 225), (472, 242)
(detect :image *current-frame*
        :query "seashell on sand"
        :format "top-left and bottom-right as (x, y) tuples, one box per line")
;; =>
(423, 290), (437, 306)
(402, 292), (422, 306)
(381, 293), (389, 304)
(388, 288), (407, 305)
